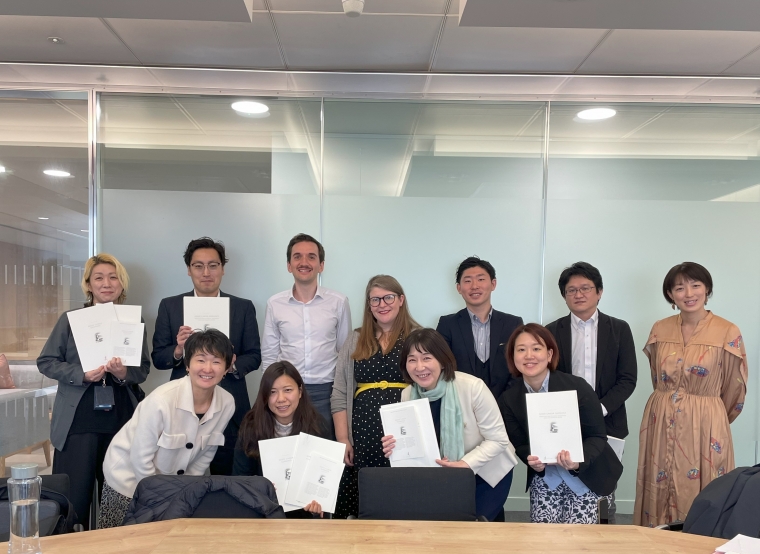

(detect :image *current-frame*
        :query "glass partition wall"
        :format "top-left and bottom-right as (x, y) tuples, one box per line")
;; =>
(3, 90), (757, 513)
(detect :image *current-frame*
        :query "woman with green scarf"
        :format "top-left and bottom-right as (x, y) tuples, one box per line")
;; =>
(381, 328), (518, 521)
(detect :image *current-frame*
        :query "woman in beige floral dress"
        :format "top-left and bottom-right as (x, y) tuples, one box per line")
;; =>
(634, 262), (748, 527)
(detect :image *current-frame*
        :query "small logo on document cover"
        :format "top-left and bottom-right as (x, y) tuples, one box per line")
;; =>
(123, 337), (130, 345)
(550, 422), (559, 433)
(94, 332), (103, 343)
(318, 475), (326, 484)
(400, 426), (407, 435)
(285, 469), (291, 480)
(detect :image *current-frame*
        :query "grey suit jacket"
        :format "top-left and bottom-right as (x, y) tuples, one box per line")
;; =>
(37, 308), (150, 450)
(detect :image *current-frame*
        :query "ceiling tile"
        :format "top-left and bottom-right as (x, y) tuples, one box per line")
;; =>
(433, 19), (607, 73)
(106, 16), (284, 68)
(578, 30), (760, 75)
(0, 16), (141, 64)
(274, 13), (439, 70)
(269, 0), (449, 14)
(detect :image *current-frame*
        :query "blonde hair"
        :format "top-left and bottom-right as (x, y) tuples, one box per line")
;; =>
(352, 275), (420, 361)
(81, 253), (129, 306)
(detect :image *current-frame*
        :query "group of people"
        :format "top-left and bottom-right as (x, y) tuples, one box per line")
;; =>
(34, 232), (748, 529)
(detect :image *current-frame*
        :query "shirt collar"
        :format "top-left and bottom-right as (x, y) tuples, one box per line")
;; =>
(467, 306), (493, 324)
(176, 375), (223, 422)
(570, 308), (598, 329)
(194, 289), (221, 298)
(288, 285), (323, 304)
(524, 371), (551, 394)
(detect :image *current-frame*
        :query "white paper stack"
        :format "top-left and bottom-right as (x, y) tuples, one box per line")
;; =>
(526, 390), (584, 464)
(260, 433), (345, 513)
(67, 303), (144, 370)
(379, 398), (441, 468)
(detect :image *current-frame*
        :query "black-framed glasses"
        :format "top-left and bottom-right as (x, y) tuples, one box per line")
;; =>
(565, 285), (596, 297)
(369, 294), (398, 307)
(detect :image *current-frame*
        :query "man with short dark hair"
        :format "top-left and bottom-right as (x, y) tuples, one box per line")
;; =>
(261, 233), (351, 440)
(436, 256), (523, 401)
(545, 261), (637, 523)
(152, 237), (261, 475)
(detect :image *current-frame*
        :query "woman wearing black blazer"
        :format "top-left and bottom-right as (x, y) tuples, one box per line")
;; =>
(497, 323), (622, 524)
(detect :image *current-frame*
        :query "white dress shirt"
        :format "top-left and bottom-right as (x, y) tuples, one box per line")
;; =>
(570, 309), (607, 416)
(261, 286), (351, 385)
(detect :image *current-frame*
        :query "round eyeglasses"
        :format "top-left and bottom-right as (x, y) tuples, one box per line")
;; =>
(369, 294), (398, 307)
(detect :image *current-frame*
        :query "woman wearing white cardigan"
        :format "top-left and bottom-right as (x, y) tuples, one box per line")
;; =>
(382, 328), (518, 521)
(99, 329), (235, 528)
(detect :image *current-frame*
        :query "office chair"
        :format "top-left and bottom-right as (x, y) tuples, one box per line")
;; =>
(357, 467), (481, 521)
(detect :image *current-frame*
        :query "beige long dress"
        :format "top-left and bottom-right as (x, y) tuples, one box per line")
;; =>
(634, 312), (748, 527)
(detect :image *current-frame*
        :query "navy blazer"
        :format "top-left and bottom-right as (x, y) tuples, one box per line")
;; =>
(436, 308), (523, 399)
(545, 311), (637, 439)
(151, 290), (261, 433)
(497, 370), (623, 497)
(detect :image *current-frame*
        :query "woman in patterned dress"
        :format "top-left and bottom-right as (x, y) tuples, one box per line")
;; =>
(634, 262), (748, 527)
(331, 275), (420, 517)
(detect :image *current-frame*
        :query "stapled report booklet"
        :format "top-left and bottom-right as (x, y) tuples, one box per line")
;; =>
(380, 398), (441, 468)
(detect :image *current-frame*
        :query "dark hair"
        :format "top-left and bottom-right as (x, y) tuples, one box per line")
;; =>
(400, 328), (457, 384)
(505, 323), (559, 378)
(183, 237), (228, 267)
(183, 329), (234, 369)
(287, 233), (325, 263)
(662, 262), (713, 305)
(456, 256), (496, 284)
(238, 361), (324, 458)
(557, 261), (603, 297)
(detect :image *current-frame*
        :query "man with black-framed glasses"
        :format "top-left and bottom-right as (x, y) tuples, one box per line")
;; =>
(546, 261), (637, 523)
(152, 236), (261, 475)
(261, 233), (351, 440)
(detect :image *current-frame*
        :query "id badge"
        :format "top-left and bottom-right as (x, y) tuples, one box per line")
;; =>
(94, 385), (115, 411)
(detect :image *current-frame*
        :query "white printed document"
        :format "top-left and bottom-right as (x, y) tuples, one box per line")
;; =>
(110, 321), (145, 367)
(114, 304), (141, 324)
(259, 436), (301, 512)
(380, 398), (440, 467)
(67, 303), (118, 372)
(183, 297), (230, 338)
(526, 390), (584, 464)
(285, 433), (345, 513)
(295, 452), (343, 509)
(607, 436), (625, 462)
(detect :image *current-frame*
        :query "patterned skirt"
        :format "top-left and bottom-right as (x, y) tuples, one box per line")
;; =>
(98, 481), (132, 529)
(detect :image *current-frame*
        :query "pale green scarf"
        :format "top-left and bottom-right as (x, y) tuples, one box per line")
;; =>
(409, 377), (465, 462)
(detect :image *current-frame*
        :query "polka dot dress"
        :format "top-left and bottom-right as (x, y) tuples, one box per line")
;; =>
(335, 337), (404, 518)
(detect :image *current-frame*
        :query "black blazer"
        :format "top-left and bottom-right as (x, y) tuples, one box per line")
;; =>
(151, 290), (262, 432)
(436, 308), (523, 399)
(497, 370), (623, 497)
(545, 311), (637, 439)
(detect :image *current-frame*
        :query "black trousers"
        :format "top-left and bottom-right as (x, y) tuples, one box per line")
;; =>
(52, 432), (114, 530)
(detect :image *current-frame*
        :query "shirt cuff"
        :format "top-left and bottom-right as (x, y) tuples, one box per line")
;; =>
(601, 404), (608, 417)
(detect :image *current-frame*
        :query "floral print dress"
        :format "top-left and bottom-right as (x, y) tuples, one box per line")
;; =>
(634, 312), (748, 527)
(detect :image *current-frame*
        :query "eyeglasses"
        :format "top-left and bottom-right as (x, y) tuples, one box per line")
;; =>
(369, 294), (398, 307)
(565, 285), (596, 297)
(190, 262), (222, 272)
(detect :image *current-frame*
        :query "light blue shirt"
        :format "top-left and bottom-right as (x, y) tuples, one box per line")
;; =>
(524, 373), (590, 496)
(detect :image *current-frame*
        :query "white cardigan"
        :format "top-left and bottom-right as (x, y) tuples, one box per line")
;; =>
(401, 371), (518, 488)
(103, 376), (235, 498)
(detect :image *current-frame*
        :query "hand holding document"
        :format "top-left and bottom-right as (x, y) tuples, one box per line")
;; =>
(259, 436), (302, 511)
(68, 303), (144, 371)
(283, 433), (346, 514)
(526, 391), (584, 464)
(183, 297), (230, 338)
(380, 399), (441, 468)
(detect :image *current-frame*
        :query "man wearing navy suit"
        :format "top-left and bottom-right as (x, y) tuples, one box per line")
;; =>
(545, 261), (637, 523)
(436, 257), (523, 400)
(152, 237), (261, 475)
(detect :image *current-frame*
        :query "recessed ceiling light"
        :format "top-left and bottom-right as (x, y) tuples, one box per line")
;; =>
(0, 166), (5, 173)
(43, 169), (71, 177)
(38, 217), (49, 220)
(231, 101), (269, 115)
(48, 37), (64, 44)
(577, 108), (616, 121)
(80, 229), (89, 233)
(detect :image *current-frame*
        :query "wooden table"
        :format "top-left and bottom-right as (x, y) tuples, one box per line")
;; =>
(2, 519), (726, 554)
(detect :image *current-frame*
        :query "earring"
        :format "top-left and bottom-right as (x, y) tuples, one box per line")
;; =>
(671, 304), (676, 310)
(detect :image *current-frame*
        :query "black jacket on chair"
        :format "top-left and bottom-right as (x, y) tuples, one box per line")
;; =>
(436, 308), (523, 399)
(497, 370), (623, 497)
(151, 290), (261, 433)
(545, 311), (637, 439)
